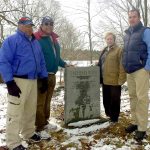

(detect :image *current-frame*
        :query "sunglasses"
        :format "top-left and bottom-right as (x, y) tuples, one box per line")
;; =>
(44, 22), (54, 26)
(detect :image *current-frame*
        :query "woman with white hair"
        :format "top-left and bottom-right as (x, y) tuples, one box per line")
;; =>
(98, 32), (126, 123)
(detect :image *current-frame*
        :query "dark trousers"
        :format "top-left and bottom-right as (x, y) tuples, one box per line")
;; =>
(102, 84), (121, 122)
(35, 74), (56, 131)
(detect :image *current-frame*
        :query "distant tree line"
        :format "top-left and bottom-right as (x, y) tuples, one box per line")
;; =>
(0, 0), (149, 62)
(61, 49), (100, 61)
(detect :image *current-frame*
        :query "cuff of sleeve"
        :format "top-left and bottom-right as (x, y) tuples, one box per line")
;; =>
(144, 60), (150, 70)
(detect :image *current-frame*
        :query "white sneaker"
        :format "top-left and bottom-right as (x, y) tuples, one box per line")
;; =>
(21, 141), (28, 148)
(44, 123), (57, 131)
(38, 130), (51, 140)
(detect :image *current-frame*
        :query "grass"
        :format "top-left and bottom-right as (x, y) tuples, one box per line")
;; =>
(30, 86), (150, 150)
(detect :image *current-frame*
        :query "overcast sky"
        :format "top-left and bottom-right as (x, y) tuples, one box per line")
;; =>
(56, 0), (105, 49)
(56, 0), (101, 29)
(55, 0), (114, 49)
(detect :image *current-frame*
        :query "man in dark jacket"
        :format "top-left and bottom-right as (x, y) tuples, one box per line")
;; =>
(0, 17), (48, 150)
(122, 9), (150, 141)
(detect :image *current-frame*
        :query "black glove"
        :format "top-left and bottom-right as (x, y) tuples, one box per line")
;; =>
(40, 77), (48, 94)
(6, 80), (22, 98)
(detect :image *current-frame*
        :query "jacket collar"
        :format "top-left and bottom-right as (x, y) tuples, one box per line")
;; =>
(34, 28), (59, 43)
(125, 21), (143, 34)
(17, 29), (35, 41)
(104, 44), (117, 51)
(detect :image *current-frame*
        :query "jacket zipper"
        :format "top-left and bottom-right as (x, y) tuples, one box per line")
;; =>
(30, 42), (38, 78)
(126, 33), (131, 70)
(15, 60), (20, 74)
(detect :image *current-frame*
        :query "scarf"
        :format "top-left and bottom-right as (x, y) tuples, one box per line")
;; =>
(34, 28), (59, 43)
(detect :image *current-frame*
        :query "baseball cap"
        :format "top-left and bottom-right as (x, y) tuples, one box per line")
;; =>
(41, 16), (54, 25)
(18, 17), (34, 26)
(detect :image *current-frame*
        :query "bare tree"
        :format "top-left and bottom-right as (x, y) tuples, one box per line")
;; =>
(61, 0), (105, 63)
(0, 0), (84, 51)
(56, 17), (85, 51)
(87, 0), (93, 64)
(126, 0), (148, 26)
(96, 0), (149, 47)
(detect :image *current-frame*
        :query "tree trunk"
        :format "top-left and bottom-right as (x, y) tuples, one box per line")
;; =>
(88, 0), (93, 64)
(144, 0), (147, 26)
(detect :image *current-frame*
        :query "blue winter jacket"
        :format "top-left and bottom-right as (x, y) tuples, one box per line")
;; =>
(0, 29), (48, 82)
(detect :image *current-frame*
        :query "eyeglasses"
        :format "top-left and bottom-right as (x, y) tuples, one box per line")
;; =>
(44, 22), (54, 26)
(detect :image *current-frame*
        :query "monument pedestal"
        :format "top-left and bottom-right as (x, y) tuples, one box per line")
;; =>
(64, 66), (101, 124)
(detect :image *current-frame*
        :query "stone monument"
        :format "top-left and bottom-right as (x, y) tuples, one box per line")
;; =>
(64, 66), (100, 124)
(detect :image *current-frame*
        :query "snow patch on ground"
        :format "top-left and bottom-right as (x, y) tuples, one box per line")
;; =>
(65, 122), (110, 136)
(0, 80), (150, 149)
(68, 119), (102, 127)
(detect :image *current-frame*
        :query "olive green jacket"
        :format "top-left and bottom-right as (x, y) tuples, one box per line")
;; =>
(98, 44), (126, 85)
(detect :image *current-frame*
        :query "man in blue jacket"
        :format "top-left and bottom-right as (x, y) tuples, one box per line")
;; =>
(34, 16), (68, 139)
(122, 9), (150, 141)
(0, 17), (48, 150)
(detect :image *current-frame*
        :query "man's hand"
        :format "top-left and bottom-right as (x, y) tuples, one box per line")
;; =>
(65, 64), (74, 67)
(40, 77), (48, 94)
(6, 80), (21, 98)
